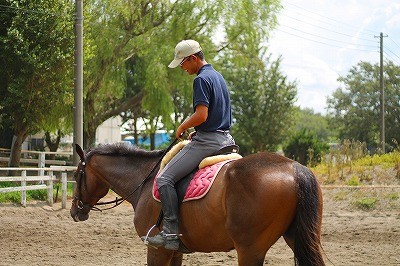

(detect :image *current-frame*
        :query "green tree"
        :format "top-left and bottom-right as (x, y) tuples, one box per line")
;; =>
(228, 54), (297, 154)
(214, 0), (295, 154)
(83, 0), (283, 150)
(0, 0), (74, 167)
(294, 107), (332, 141)
(327, 61), (400, 152)
(283, 129), (329, 166)
(81, 0), (223, 146)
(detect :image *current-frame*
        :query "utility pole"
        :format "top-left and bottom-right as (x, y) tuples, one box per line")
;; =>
(73, 0), (84, 165)
(375, 32), (387, 153)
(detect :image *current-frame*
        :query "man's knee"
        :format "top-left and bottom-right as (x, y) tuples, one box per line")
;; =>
(156, 175), (175, 188)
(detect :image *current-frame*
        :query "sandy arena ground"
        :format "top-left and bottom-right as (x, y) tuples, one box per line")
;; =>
(1, 190), (399, 266)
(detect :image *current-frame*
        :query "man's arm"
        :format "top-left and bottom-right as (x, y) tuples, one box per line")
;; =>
(176, 104), (208, 138)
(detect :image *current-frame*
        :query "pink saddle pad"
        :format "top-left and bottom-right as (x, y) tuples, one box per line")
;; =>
(152, 160), (233, 202)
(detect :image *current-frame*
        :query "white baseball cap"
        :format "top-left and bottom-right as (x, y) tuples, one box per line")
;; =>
(168, 40), (202, 68)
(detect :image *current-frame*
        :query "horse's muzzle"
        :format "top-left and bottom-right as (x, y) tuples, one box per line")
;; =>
(70, 207), (89, 222)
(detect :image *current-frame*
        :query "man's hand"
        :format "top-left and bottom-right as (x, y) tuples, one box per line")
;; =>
(188, 131), (196, 140)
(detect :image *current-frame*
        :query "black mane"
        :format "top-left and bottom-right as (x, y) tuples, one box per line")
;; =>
(85, 142), (165, 162)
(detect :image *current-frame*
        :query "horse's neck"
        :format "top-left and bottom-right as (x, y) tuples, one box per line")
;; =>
(101, 156), (160, 208)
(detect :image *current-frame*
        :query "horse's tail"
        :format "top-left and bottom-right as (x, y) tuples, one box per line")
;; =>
(292, 162), (325, 266)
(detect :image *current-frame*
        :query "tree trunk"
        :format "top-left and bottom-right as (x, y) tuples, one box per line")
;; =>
(8, 129), (28, 176)
(44, 131), (61, 160)
(84, 128), (96, 149)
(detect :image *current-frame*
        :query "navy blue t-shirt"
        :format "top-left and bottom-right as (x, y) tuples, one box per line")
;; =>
(193, 64), (232, 132)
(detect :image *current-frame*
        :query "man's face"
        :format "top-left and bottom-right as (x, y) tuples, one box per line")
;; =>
(179, 55), (197, 75)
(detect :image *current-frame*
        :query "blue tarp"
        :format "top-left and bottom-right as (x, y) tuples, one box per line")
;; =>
(124, 132), (170, 147)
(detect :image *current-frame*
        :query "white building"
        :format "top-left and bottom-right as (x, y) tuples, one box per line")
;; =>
(24, 117), (122, 152)
(95, 116), (122, 144)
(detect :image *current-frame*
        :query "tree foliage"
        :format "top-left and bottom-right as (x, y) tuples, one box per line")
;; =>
(293, 108), (332, 141)
(80, 0), (284, 147)
(0, 0), (74, 166)
(283, 129), (329, 166)
(212, 0), (297, 154)
(1, 0), (298, 158)
(327, 61), (400, 152)
(228, 55), (297, 154)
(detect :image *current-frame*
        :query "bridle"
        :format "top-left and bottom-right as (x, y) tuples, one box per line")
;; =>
(72, 161), (104, 212)
(72, 138), (180, 212)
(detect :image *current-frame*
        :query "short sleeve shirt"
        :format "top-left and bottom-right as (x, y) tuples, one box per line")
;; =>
(193, 64), (232, 132)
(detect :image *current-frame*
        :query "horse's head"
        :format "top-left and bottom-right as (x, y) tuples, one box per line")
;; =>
(70, 144), (110, 222)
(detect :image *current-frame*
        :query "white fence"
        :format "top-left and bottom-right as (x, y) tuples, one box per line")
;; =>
(0, 166), (75, 208)
(0, 148), (72, 168)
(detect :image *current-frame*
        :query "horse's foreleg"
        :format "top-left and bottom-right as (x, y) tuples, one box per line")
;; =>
(146, 248), (182, 266)
(170, 252), (183, 266)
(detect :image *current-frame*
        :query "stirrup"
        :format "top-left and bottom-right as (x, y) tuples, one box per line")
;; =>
(142, 225), (182, 246)
(142, 224), (158, 246)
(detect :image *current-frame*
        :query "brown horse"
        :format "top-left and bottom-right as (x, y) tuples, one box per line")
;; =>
(70, 142), (325, 266)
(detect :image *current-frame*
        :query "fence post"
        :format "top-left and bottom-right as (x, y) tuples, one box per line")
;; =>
(47, 170), (53, 206)
(61, 172), (67, 209)
(38, 152), (45, 183)
(21, 170), (27, 207)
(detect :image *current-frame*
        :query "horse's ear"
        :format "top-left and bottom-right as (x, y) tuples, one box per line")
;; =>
(75, 144), (85, 161)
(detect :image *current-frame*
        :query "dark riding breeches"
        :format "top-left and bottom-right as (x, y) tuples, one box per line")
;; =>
(156, 130), (235, 188)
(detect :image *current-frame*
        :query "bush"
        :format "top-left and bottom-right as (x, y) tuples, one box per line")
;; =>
(283, 129), (329, 166)
(347, 175), (360, 186)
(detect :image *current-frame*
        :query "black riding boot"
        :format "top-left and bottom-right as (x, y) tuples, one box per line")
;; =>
(145, 185), (180, 250)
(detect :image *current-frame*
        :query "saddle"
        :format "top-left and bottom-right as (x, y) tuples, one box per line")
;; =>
(153, 142), (241, 204)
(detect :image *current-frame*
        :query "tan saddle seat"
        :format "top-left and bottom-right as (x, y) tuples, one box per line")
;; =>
(160, 141), (241, 171)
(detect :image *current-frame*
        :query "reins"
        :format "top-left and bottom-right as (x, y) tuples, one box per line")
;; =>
(76, 137), (181, 212)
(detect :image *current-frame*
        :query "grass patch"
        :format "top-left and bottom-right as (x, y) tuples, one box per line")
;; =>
(354, 197), (378, 210)
(333, 191), (348, 201)
(346, 175), (360, 186)
(0, 183), (75, 204)
(387, 193), (399, 201)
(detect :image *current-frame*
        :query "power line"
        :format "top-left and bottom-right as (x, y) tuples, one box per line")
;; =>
(279, 24), (378, 49)
(279, 12), (377, 43)
(275, 28), (378, 52)
(283, 2), (377, 36)
(383, 54), (400, 66)
(385, 47), (400, 62)
(388, 37), (400, 50)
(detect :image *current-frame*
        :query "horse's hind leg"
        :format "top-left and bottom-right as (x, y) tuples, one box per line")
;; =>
(283, 224), (295, 253)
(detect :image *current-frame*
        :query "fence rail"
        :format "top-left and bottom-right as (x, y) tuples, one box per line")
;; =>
(321, 185), (400, 189)
(0, 167), (75, 208)
(0, 148), (72, 168)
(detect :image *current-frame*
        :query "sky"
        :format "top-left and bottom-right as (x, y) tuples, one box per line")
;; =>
(268, 0), (400, 114)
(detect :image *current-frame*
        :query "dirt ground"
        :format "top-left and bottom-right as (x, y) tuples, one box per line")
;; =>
(1, 189), (399, 266)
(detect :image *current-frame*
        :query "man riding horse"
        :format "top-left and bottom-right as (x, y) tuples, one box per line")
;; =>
(143, 40), (235, 250)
